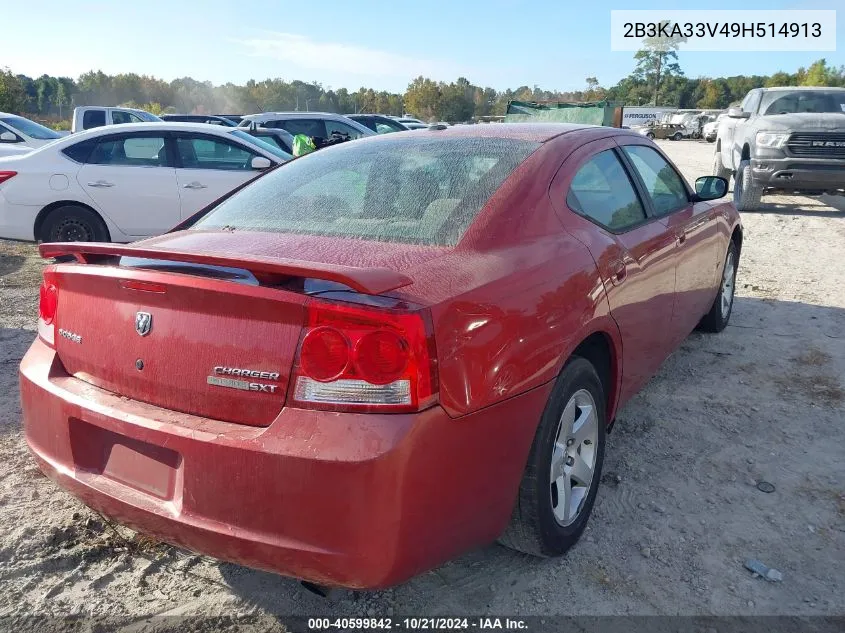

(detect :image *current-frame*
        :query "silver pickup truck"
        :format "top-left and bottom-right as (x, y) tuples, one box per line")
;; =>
(713, 86), (845, 210)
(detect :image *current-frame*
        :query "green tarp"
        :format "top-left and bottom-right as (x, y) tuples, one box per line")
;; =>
(505, 100), (621, 126)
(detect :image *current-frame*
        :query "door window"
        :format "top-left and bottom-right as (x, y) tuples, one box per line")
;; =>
(326, 120), (365, 139)
(280, 119), (327, 138)
(82, 110), (106, 129)
(622, 146), (689, 216)
(111, 111), (145, 124)
(744, 90), (762, 115)
(175, 135), (257, 170)
(567, 150), (647, 231)
(88, 135), (167, 166)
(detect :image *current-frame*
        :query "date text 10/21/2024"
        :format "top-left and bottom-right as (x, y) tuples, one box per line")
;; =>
(307, 617), (530, 631)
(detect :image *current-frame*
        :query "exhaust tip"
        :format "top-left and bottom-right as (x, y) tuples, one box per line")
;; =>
(301, 580), (332, 598)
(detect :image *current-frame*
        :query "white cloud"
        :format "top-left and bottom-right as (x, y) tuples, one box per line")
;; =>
(237, 32), (457, 79)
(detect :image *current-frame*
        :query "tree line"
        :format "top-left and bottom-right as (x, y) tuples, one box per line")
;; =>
(1, 57), (843, 127)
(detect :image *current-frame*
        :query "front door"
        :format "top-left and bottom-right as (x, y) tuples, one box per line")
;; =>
(76, 132), (180, 236)
(618, 141), (720, 344)
(172, 133), (263, 218)
(552, 139), (679, 403)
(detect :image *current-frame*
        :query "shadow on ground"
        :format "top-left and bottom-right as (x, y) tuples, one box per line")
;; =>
(215, 296), (845, 618)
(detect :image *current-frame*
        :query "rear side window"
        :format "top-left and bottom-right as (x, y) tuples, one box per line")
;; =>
(88, 135), (167, 166)
(567, 150), (647, 232)
(192, 137), (539, 246)
(62, 139), (97, 163)
(82, 110), (106, 129)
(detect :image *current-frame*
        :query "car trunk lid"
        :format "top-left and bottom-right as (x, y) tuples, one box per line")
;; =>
(42, 241), (415, 427)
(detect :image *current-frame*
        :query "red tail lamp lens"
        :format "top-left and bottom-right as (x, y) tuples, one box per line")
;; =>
(39, 282), (58, 325)
(300, 327), (349, 381)
(354, 330), (409, 384)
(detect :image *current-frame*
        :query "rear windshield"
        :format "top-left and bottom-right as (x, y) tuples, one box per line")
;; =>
(191, 136), (539, 246)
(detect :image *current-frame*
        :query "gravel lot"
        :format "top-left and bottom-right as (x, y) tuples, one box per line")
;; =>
(0, 139), (843, 629)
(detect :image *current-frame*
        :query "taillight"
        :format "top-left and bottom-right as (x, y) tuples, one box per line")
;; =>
(0, 171), (16, 185)
(37, 269), (58, 348)
(291, 300), (438, 413)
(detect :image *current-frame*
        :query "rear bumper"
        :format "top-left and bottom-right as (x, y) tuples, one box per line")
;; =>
(0, 191), (38, 241)
(750, 157), (845, 191)
(20, 337), (551, 589)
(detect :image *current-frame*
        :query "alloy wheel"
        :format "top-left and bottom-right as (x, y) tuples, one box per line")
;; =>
(721, 251), (735, 318)
(550, 389), (599, 526)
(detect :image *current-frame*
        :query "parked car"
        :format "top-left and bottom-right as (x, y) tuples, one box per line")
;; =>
(217, 114), (245, 125)
(402, 122), (431, 130)
(242, 127), (296, 154)
(703, 114), (727, 143)
(637, 112), (710, 141)
(345, 114), (409, 134)
(20, 123), (741, 590)
(237, 112), (374, 141)
(160, 114), (238, 127)
(392, 116), (425, 125)
(0, 112), (64, 150)
(0, 122), (289, 242)
(714, 86), (845, 210)
(71, 106), (162, 133)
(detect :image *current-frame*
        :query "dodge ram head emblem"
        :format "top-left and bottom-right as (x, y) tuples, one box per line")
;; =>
(135, 312), (152, 337)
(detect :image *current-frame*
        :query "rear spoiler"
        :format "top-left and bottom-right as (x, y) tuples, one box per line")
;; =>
(39, 242), (413, 296)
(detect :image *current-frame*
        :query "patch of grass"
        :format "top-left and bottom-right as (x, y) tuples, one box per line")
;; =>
(774, 373), (844, 406)
(793, 348), (832, 367)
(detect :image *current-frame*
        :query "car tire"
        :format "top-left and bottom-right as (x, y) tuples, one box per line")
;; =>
(707, 136), (716, 143)
(712, 149), (731, 182)
(499, 356), (606, 557)
(41, 205), (110, 243)
(672, 132), (683, 141)
(698, 240), (738, 333)
(646, 132), (655, 139)
(733, 159), (763, 211)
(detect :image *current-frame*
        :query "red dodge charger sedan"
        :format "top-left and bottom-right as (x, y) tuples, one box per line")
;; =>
(20, 123), (741, 589)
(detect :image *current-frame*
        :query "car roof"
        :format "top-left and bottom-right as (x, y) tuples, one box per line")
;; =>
(762, 86), (845, 92)
(242, 112), (354, 121)
(75, 122), (242, 134)
(380, 122), (601, 142)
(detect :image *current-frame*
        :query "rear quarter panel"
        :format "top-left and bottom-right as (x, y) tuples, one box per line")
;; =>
(419, 137), (623, 420)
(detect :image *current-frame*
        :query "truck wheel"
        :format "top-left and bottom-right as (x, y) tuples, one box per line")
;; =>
(498, 357), (606, 557)
(712, 150), (731, 182)
(672, 132), (683, 141)
(733, 160), (763, 211)
(646, 132), (655, 139)
(40, 205), (111, 243)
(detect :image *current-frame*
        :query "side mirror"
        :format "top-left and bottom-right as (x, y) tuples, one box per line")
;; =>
(727, 107), (750, 119)
(250, 156), (272, 170)
(694, 176), (728, 201)
(0, 131), (18, 142)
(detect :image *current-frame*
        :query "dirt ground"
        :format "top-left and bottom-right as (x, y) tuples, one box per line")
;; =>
(0, 139), (843, 629)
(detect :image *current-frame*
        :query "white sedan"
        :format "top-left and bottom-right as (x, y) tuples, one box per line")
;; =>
(0, 122), (290, 242)
(0, 112), (65, 152)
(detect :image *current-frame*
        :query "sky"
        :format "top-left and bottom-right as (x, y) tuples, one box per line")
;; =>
(1, 0), (842, 93)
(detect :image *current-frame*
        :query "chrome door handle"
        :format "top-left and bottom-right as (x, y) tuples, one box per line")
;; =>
(183, 182), (207, 189)
(86, 180), (114, 188)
